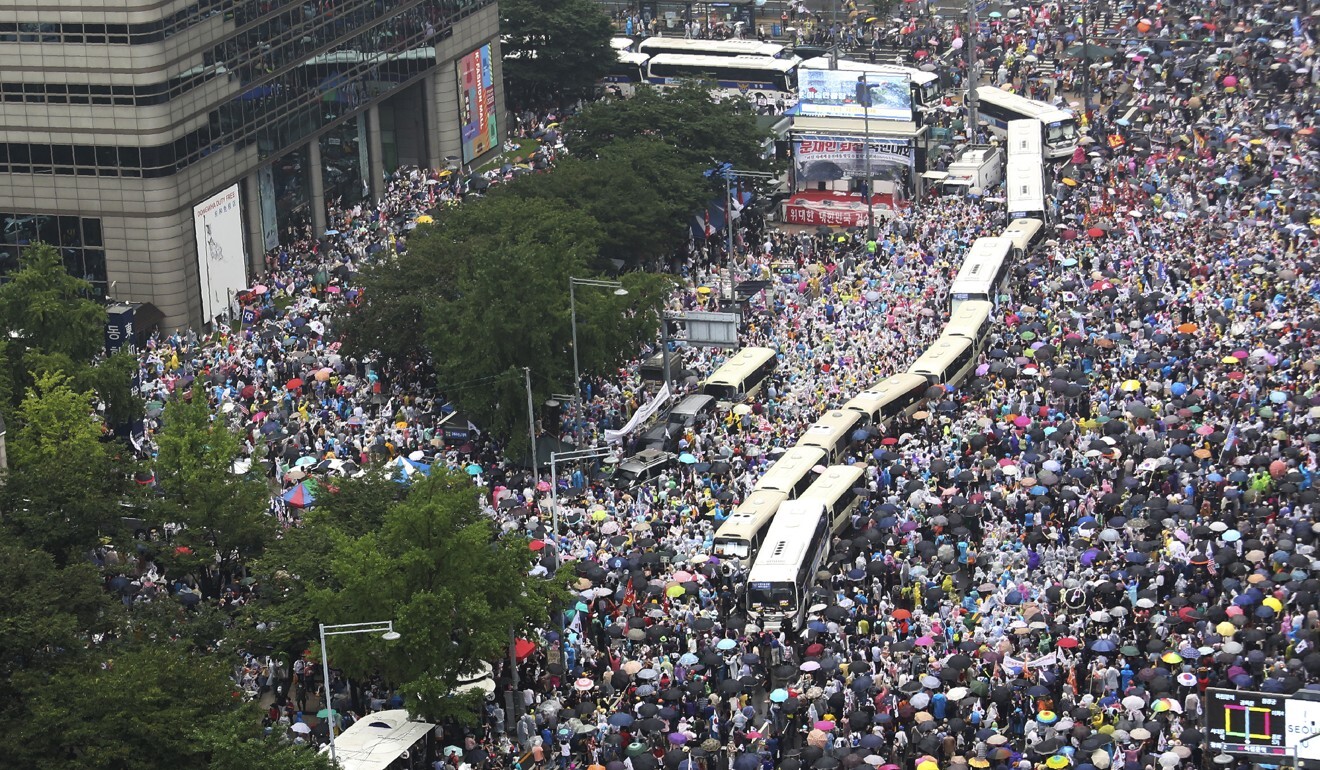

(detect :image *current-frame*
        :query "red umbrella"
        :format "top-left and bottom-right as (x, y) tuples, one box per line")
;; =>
(893, 608), (912, 620)
(1057, 637), (1080, 649)
(1087, 227), (1105, 238)
(515, 638), (537, 660)
(529, 539), (546, 552)
(286, 378), (304, 391)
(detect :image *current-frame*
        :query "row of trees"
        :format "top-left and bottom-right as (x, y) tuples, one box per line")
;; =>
(342, 83), (772, 447)
(0, 247), (566, 767)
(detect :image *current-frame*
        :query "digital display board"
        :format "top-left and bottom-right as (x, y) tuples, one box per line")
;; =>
(456, 44), (498, 163)
(796, 69), (912, 122)
(1207, 688), (1290, 758)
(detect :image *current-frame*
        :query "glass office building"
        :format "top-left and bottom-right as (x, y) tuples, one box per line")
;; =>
(0, 0), (504, 327)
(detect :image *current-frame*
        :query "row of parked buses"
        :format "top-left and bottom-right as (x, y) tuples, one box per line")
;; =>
(703, 217), (1047, 632)
(600, 36), (941, 114)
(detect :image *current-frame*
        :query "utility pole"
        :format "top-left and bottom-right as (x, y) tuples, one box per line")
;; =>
(524, 367), (538, 476)
(966, 0), (980, 134)
(1080, 0), (1092, 122)
(857, 75), (877, 241)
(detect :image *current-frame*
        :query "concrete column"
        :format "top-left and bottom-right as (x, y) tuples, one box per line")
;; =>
(433, 68), (462, 168)
(307, 138), (328, 237)
(422, 73), (442, 169)
(367, 103), (386, 201)
(243, 172), (265, 277)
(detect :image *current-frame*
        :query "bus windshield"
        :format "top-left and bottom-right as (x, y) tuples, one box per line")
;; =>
(1045, 120), (1077, 146)
(714, 537), (750, 560)
(748, 582), (795, 608)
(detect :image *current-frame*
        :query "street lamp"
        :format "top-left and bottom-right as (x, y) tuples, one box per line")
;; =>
(318, 621), (401, 766)
(856, 75), (878, 242)
(548, 445), (618, 541)
(569, 277), (627, 446)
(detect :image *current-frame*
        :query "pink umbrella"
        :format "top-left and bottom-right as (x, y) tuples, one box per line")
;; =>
(536, 480), (551, 492)
(976, 363), (990, 376)
(815, 720), (836, 731)
(1222, 74), (1238, 87)
(915, 635), (935, 646)
(1014, 415), (1032, 427)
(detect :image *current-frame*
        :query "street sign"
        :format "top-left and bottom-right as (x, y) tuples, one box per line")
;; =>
(665, 311), (740, 349)
(1206, 688), (1291, 759)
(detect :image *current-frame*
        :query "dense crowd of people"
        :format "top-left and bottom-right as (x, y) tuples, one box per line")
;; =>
(124, 4), (1320, 770)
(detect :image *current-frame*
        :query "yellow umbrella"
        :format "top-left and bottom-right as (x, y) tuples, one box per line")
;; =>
(917, 760), (939, 770)
(1222, 355), (1240, 364)
(1216, 621), (1236, 636)
(415, 214), (434, 224)
(666, 584), (685, 598)
(1263, 596), (1283, 612)
(591, 508), (609, 522)
(1161, 651), (1183, 664)
(1120, 380), (1142, 392)
(697, 286), (713, 295)
(1046, 756), (1071, 769)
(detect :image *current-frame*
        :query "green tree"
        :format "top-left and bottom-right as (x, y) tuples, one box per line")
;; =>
(347, 194), (670, 449)
(501, 0), (614, 106)
(0, 541), (109, 702)
(149, 391), (273, 581)
(1, 372), (132, 561)
(0, 243), (103, 369)
(421, 197), (667, 448)
(567, 82), (773, 171)
(502, 138), (711, 268)
(202, 710), (335, 770)
(308, 471), (569, 723)
(13, 645), (244, 770)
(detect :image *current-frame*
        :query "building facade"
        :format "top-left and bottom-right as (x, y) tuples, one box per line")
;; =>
(0, 0), (505, 328)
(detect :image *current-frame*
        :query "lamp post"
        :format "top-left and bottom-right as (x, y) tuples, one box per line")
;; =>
(318, 621), (401, 766)
(548, 445), (617, 541)
(569, 277), (628, 447)
(856, 74), (878, 242)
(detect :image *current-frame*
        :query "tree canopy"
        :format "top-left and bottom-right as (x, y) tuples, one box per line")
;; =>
(345, 193), (672, 450)
(500, 0), (615, 107)
(566, 82), (774, 172)
(305, 470), (570, 723)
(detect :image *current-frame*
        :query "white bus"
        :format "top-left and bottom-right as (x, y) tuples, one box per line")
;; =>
(712, 487), (789, 561)
(908, 334), (978, 388)
(843, 373), (930, 428)
(798, 464), (866, 534)
(746, 499), (831, 631)
(600, 51), (650, 96)
(646, 54), (799, 105)
(795, 409), (868, 464)
(973, 87), (1078, 159)
(948, 236), (1013, 311)
(942, 299), (994, 357)
(638, 37), (787, 59)
(611, 37), (635, 52)
(799, 57), (941, 111)
(1001, 217), (1046, 258)
(753, 445), (829, 499)
(701, 346), (778, 404)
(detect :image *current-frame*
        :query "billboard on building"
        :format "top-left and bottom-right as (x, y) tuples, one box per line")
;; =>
(797, 69), (912, 122)
(793, 135), (914, 182)
(192, 184), (248, 322)
(457, 44), (498, 163)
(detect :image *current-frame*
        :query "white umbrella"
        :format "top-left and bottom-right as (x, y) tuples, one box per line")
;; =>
(291, 722), (312, 734)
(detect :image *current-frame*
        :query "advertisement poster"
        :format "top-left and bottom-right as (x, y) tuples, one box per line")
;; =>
(794, 135), (914, 182)
(192, 184), (248, 322)
(797, 69), (912, 122)
(457, 44), (498, 163)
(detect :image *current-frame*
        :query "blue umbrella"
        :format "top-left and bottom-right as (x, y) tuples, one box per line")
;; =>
(678, 453), (697, 464)
(1091, 640), (1117, 652)
(609, 713), (634, 727)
